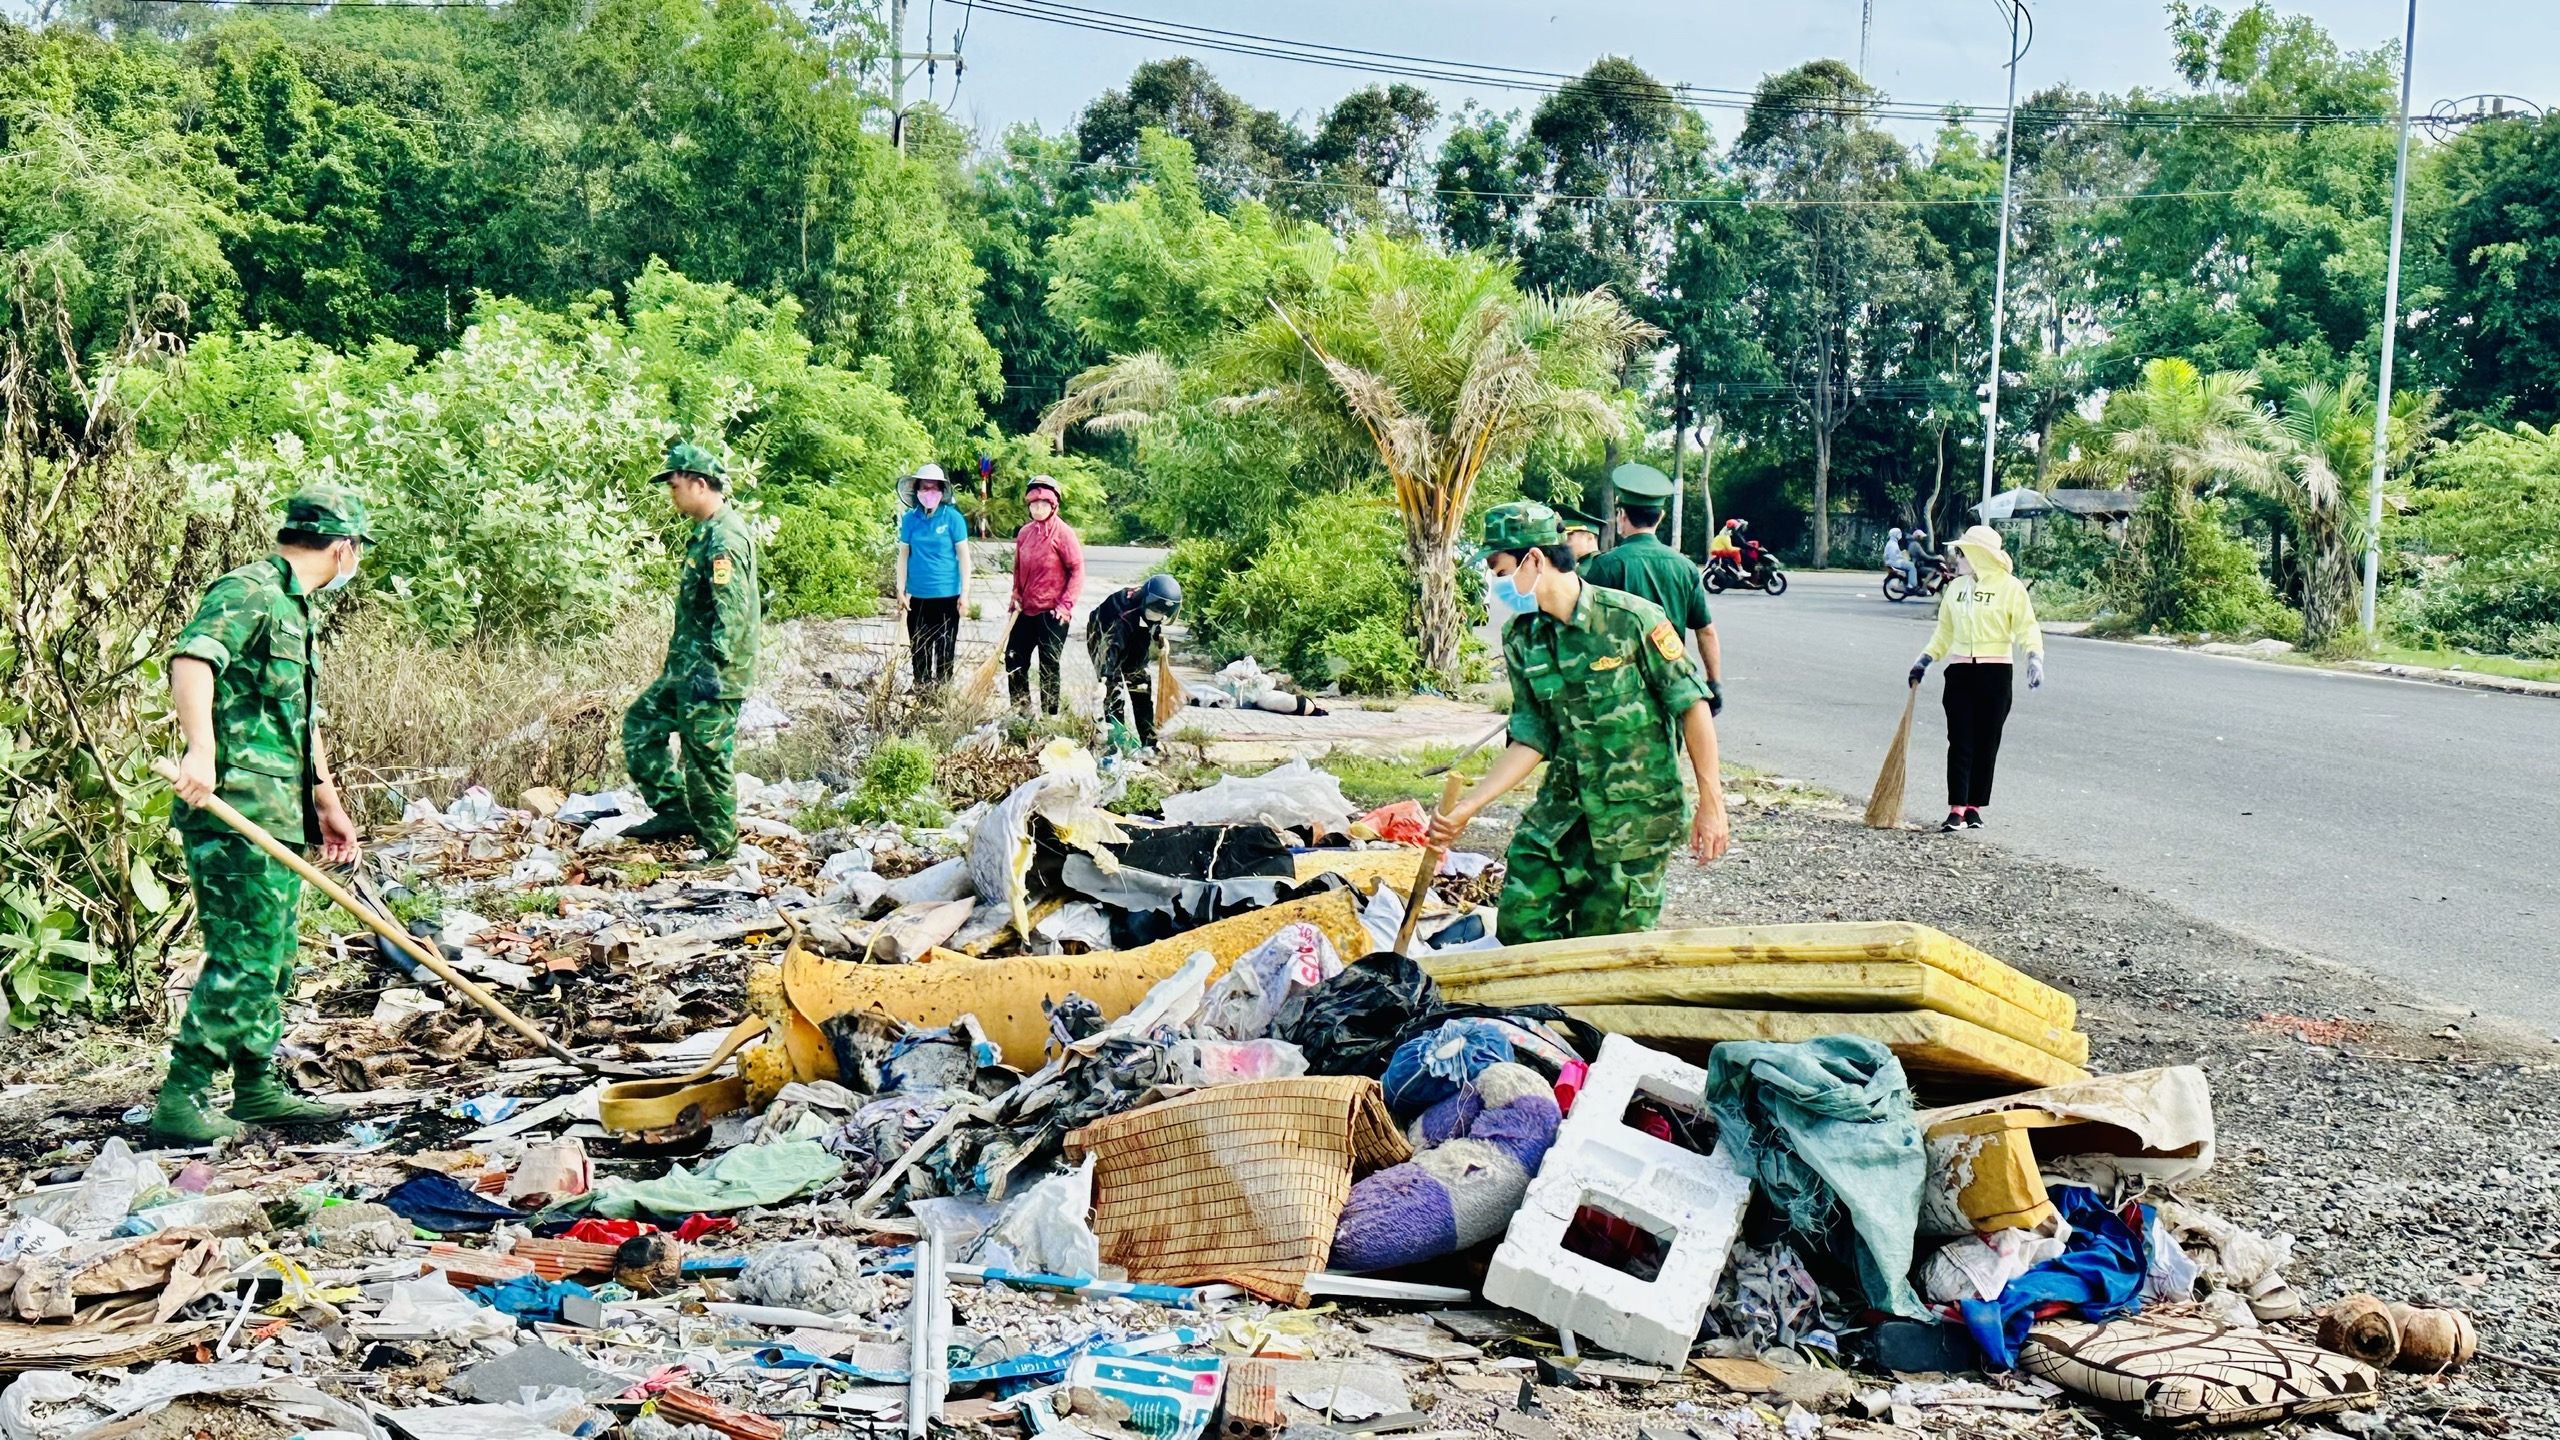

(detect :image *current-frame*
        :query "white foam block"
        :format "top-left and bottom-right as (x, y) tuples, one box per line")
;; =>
(1483, 1034), (1751, 1367)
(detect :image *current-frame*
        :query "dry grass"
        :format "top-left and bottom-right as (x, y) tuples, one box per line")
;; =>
(320, 606), (670, 819)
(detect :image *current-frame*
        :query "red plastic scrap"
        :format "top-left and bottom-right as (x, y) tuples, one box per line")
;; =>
(674, 1214), (736, 1243)
(1357, 800), (1430, 846)
(656, 1385), (784, 1440)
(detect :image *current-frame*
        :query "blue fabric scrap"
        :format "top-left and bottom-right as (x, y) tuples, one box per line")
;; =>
(382, 1171), (526, 1235)
(1960, 1184), (2152, 1370)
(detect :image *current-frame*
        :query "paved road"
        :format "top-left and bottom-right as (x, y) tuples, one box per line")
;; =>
(1709, 570), (2560, 1032)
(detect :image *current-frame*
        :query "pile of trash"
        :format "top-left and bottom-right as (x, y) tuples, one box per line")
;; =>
(0, 742), (2487, 1437)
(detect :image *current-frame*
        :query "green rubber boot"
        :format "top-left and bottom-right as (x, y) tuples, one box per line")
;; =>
(229, 1063), (348, 1127)
(620, 810), (695, 841)
(149, 1058), (241, 1145)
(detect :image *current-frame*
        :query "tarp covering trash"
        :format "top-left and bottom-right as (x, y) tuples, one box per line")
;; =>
(0, 736), (2500, 1440)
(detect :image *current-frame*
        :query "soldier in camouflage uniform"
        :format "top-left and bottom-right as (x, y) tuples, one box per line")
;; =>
(622, 442), (759, 859)
(1427, 501), (1732, 944)
(1580, 462), (1723, 713)
(160, 485), (375, 1144)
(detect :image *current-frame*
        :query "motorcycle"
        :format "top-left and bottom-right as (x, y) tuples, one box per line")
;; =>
(1706, 548), (1789, 596)
(1881, 555), (1952, 603)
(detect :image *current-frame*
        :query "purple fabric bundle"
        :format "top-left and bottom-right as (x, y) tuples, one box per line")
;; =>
(1329, 1062), (1561, 1272)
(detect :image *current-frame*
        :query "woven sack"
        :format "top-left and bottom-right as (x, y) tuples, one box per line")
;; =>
(1067, 1076), (1411, 1305)
(2022, 1315), (2379, 1427)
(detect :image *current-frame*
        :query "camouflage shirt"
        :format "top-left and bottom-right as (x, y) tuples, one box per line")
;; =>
(662, 505), (761, 698)
(1503, 580), (1710, 863)
(1581, 533), (1712, 633)
(171, 556), (321, 844)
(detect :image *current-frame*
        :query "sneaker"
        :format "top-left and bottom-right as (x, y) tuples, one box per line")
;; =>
(1938, 812), (1966, 833)
(1963, 809), (1985, 829)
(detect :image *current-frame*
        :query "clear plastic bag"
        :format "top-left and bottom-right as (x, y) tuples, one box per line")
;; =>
(986, 1158), (1101, 1280)
(1159, 759), (1352, 832)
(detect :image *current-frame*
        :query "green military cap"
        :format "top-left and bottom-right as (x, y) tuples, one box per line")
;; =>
(1475, 500), (1565, 559)
(655, 440), (727, 483)
(1553, 504), (1602, 536)
(283, 483), (373, 541)
(1609, 461), (1675, 502)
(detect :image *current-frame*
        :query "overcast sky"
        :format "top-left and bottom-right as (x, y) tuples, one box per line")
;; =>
(921, 1), (2554, 146)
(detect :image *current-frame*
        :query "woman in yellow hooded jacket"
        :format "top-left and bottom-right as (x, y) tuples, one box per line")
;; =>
(1907, 525), (2044, 832)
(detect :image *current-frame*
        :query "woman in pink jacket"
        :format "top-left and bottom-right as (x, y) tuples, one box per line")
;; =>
(1006, 476), (1084, 715)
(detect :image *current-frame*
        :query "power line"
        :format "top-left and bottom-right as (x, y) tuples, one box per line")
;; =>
(979, 0), (2398, 133)
(1057, 155), (2245, 211)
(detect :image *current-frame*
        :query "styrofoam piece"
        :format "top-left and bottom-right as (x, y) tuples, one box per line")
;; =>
(1483, 1034), (1751, 1367)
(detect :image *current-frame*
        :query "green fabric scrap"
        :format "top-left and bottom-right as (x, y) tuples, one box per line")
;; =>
(592, 1137), (845, 1220)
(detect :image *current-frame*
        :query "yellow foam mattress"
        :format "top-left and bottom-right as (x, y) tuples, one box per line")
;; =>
(771, 890), (1370, 1070)
(1439, 958), (2084, 1066)
(1567, 1004), (2090, 1091)
(1424, 922), (2075, 1029)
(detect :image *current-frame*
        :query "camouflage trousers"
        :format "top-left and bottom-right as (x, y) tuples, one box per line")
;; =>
(1495, 816), (1671, 945)
(172, 830), (302, 1088)
(623, 678), (741, 854)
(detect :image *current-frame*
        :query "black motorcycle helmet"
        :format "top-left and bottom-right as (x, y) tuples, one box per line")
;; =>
(1140, 572), (1183, 621)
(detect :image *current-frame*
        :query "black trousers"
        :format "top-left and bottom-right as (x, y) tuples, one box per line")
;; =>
(1942, 661), (2014, 808)
(908, 595), (961, 687)
(1004, 611), (1069, 714)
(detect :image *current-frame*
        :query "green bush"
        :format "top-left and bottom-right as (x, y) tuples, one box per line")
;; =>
(2393, 422), (2560, 653)
(765, 488), (893, 618)
(2108, 494), (2296, 638)
(1326, 615), (1421, 695)
(846, 738), (946, 826)
(1199, 493), (1415, 688)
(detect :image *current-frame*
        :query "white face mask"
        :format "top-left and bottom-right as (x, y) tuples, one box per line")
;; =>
(323, 542), (359, 592)
(1028, 500), (1055, 521)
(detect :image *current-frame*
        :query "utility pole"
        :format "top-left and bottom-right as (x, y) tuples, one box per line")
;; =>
(2361, 0), (2418, 638)
(887, 0), (962, 156)
(1979, 0), (2026, 506)
(1859, 0), (1873, 79)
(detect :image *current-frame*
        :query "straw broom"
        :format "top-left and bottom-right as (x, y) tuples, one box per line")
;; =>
(956, 634), (1007, 711)
(1863, 688), (1919, 829)
(1153, 642), (1184, 732)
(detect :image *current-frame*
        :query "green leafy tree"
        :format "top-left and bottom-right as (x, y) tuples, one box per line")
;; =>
(1076, 58), (1307, 206)
(1050, 234), (1657, 676)
(1736, 60), (1925, 566)
(2436, 113), (2560, 423)
(2394, 421), (2560, 653)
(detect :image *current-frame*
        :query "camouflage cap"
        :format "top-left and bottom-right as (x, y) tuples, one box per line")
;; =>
(283, 483), (373, 542)
(1475, 500), (1564, 559)
(1609, 461), (1675, 502)
(655, 440), (727, 483)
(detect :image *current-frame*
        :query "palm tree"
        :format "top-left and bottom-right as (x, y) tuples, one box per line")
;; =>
(2054, 357), (2289, 630)
(2269, 376), (2372, 649)
(1045, 234), (1657, 677)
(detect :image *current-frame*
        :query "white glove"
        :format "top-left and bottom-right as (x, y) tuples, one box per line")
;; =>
(2026, 654), (2046, 690)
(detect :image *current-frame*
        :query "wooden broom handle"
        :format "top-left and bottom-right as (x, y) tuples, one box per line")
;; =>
(150, 758), (591, 1070)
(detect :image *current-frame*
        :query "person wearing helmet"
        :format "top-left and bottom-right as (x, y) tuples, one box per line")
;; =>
(1426, 501), (1731, 945)
(156, 483), (377, 1142)
(895, 463), (971, 688)
(1884, 525), (1920, 592)
(622, 442), (760, 861)
(1086, 573), (1181, 749)
(1006, 476), (1084, 715)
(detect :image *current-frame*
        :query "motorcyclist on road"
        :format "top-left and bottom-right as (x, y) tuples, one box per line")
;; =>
(1884, 527), (1920, 591)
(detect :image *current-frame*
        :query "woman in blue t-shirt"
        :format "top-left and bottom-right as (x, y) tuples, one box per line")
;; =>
(895, 464), (972, 687)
